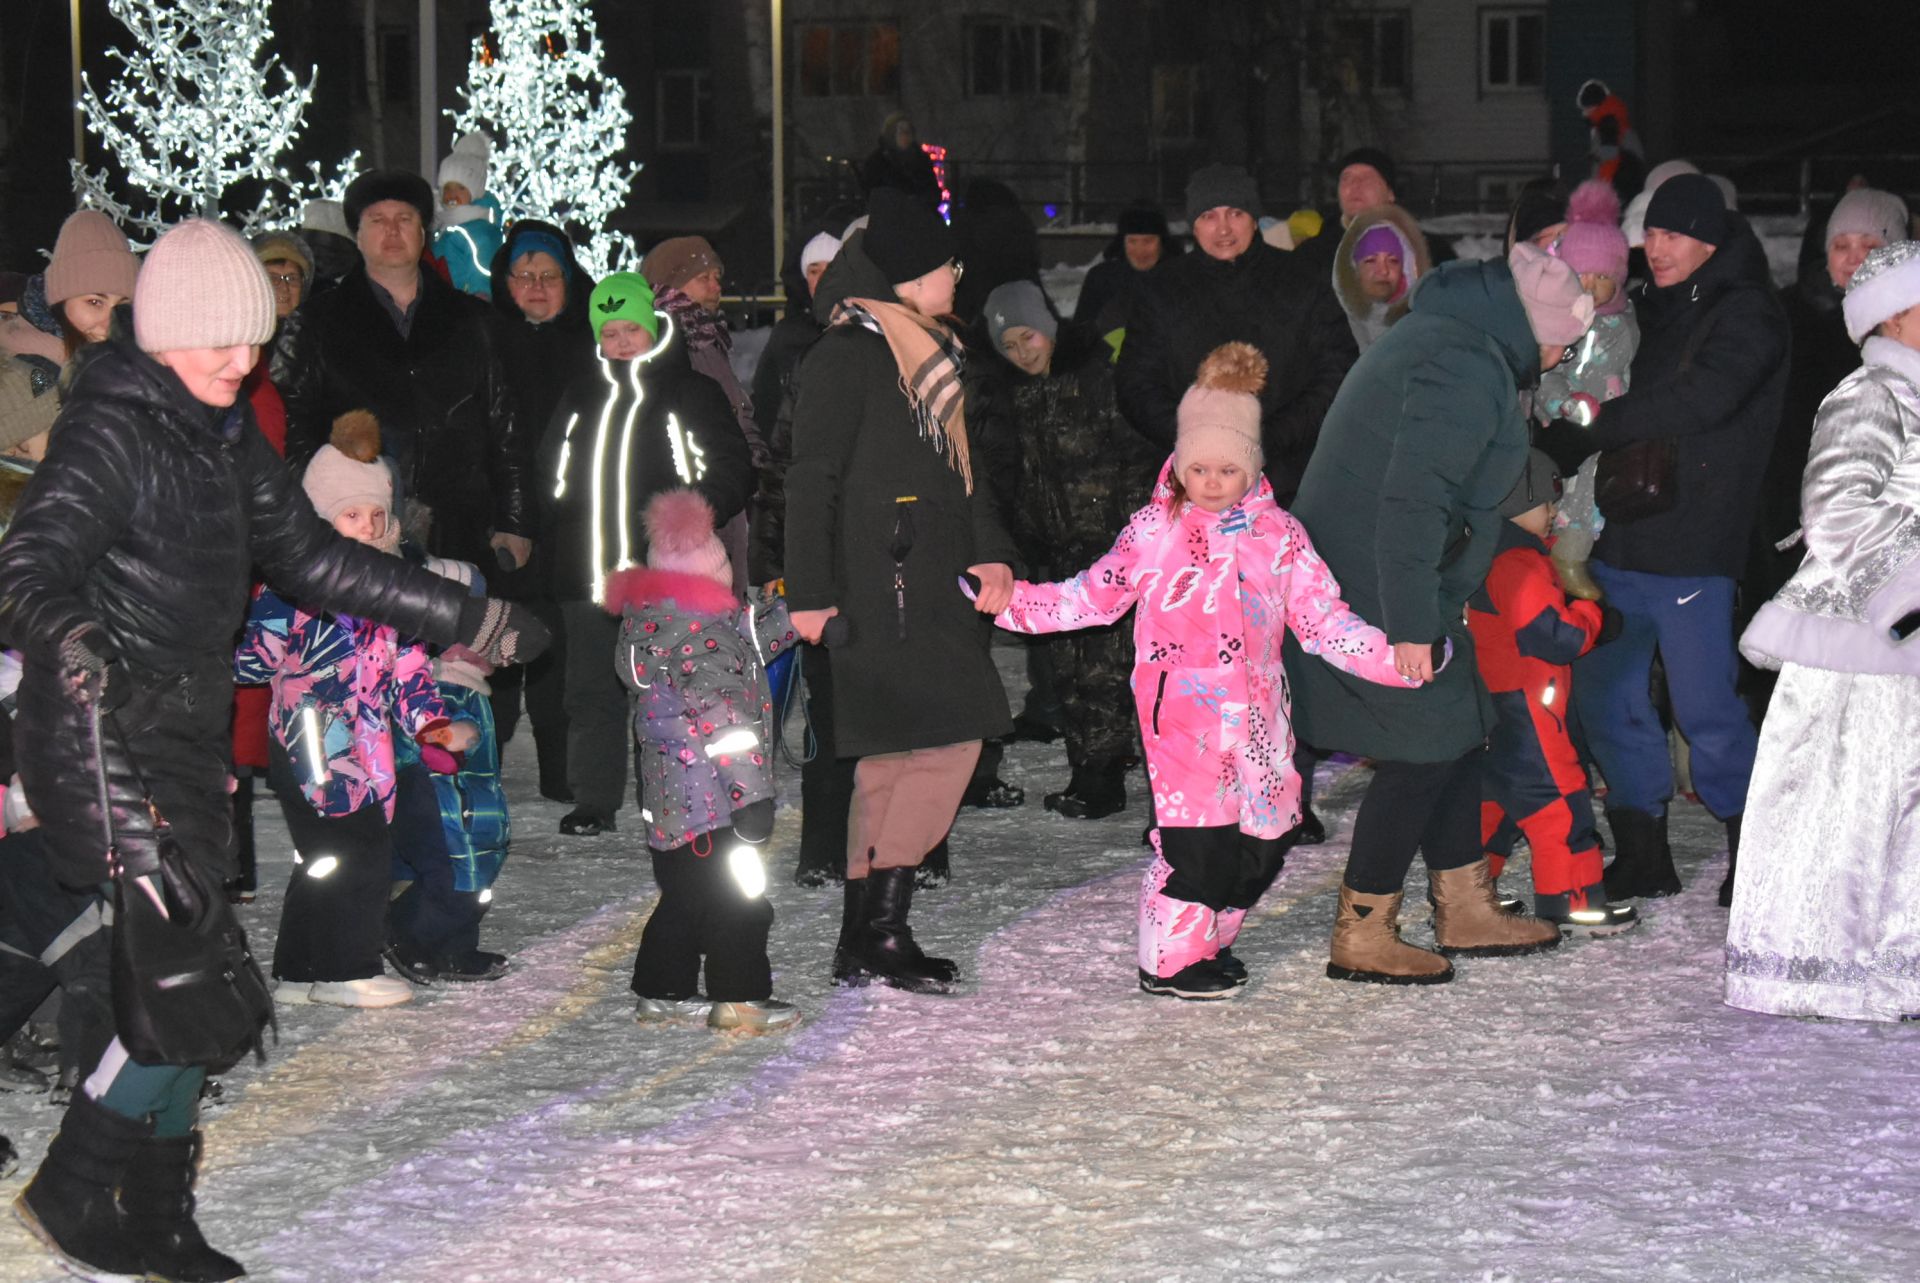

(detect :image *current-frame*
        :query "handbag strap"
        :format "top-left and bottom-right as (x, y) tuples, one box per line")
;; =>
(87, 704), (175, 883)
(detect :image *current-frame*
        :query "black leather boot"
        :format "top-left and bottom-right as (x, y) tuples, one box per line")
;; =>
(13, 1091), (149, 1279)
(858, 867), (958, 993)
(1717, 814), (1742, 908)
(120, 1132), (246, 1282)
(1602, 807), (1682, 901)
(1044, 757), (1128, 819)
(830, 877), (870, 986)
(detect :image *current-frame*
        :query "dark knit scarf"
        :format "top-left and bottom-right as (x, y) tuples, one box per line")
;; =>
(832, 297), (972, 493)
(656, 286), (731, 355)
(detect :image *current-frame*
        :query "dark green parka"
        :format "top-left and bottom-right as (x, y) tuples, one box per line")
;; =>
(783, 231), (1019, 757)
(1284, 257), (1538, 763)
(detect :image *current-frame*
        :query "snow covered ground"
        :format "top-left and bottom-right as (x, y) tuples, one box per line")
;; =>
(2, 644), (1916, 1283)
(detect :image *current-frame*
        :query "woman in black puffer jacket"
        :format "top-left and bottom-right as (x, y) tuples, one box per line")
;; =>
(0, 220), (546, 1283)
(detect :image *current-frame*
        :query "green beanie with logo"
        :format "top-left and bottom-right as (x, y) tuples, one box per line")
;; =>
(589, 271), (661, 343)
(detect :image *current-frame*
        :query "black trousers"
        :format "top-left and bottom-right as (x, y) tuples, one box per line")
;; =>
(490, 595), (569, 782)
(1343, 750), (1485, 895)
(269, 743), (392, 982)
(632, 827), (775, 1003)
(795, 642), (857, 879)
(1158, 825), (1290, 912)
(561, 600), (631, 822)
(0, 829), (114, 1080)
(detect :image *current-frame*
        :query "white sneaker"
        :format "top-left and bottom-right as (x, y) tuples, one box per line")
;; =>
(635, 996), (713, 1023)
(708, 999), (801, 1032)
(306, 976), (416, 1008)
(273, 979), (314, 1006)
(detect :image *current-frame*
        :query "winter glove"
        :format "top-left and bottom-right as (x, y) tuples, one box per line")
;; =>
(1532, 417), (1592, 477)
(417, 743), (464, 775)
(456, 597), (551, 668)
(58, 624), (129, 711)
(1596, 605), (1626, 646)
(733, 797), (776, 844)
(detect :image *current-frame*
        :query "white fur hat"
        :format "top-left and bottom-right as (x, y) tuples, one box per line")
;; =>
(1844, 241), (1920, 344)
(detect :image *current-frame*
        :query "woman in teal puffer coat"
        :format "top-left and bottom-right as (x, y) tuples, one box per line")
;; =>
(1286, 244), (1597, 985)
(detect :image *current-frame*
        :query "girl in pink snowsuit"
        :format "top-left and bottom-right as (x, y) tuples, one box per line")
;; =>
(992, 344), (1424, 999)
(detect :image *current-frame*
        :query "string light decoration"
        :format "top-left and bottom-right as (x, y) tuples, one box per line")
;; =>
(923, 142), (952, 223)
(71, 0), (356, 241)
(448, 1), (641, 277)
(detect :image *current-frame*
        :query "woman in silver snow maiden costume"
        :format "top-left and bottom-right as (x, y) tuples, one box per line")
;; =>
(1728, 240), (1920, 1021)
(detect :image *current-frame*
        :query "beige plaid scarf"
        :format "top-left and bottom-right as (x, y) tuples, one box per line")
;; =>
(834, 297), (972, 494)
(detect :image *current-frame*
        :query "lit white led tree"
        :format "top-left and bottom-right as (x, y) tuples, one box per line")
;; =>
(449, 0), (640, 276)
(72, 0), (355, 241)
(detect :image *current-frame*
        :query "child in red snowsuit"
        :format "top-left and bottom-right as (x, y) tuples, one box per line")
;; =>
(1468, 451), (1636, 934)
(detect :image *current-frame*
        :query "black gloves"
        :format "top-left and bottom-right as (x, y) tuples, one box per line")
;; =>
(1596, 604), (1625, 646)
(1532, 417), (1592, 477)
(59, 624), (129, 711)
(455, 597), (552, 667)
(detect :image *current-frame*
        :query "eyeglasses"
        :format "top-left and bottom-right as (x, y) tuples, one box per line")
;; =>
(510, 270), (564, 288)
(949, 259), (965, 283)
(266, 270), (304, 288)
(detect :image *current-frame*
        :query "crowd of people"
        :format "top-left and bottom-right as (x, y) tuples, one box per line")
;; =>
(0, 105), (1916, 1280)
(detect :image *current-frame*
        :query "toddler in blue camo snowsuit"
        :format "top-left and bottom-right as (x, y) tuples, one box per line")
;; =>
(610, 490), (800, 1031)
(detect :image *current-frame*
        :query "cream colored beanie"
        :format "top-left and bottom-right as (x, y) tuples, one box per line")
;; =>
(132, 219), (277, 354)
(1174, 343), (1267, 479)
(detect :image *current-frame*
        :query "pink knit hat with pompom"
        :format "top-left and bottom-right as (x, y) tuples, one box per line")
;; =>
(1554, 181), (1631, 314)
(644, 490), (732, 588)
(1509, 242), (1595, 347)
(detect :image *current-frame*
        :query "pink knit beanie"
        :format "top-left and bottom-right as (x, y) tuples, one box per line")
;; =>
(645, 489), (732, 589)
(1508, 242), (1595, 347)
(44, 210), (138, 306)
(133, 219), (277, 354)
(1553, 181), (1631, 314)
(1174, 343), (1266, 479)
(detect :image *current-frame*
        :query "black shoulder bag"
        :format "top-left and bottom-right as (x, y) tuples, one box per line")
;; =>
(93, 705), (274, 1074)
(1592, 293), (1727, 523)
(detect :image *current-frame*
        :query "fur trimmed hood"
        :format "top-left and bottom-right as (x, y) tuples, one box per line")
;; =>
(1333, 203), (1432, 329)
(602, 565), (740, 618)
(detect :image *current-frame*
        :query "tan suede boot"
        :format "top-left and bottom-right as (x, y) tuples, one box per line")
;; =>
(1551, 553), (1604, 601)
(1430, 859), (1562, 957)
(1326, 886), (1453, 985)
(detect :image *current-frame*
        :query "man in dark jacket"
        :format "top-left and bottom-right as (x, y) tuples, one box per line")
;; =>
(278, 170), (536, 573)
(1116, 163), (1358, 507)
(482, 219), (599, 800)
(541, 271), (753, 836)
(1567, 174), (1791, 905)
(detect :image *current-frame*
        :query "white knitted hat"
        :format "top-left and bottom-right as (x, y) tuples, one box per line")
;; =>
(1174, 343), (1266, 480)
(437, 132), (491, 199)
(133, 219), (276, 354)
(303, 410), (392, 523)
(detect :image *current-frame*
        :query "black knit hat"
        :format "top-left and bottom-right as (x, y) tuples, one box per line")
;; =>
(1499, 449), (1563, 518)
(1645, 172), (1729, 248)
(1117, 203), (1171, 239)
(865, 188), (956, 286)
(1185, 165), (1262, 223)
(1334, 147), (1399, 197)
(1508, 177), (1570, 247)
(343, 170), (436, 234)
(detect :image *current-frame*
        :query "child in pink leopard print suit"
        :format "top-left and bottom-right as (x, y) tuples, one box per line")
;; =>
(991, 344), (1430, 1000)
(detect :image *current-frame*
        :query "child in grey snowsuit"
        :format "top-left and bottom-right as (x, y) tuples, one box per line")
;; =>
(1535, 179), (1641, 601)
(609, 490), (801, 1032)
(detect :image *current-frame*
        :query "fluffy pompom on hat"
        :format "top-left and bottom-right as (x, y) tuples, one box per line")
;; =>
(1174, 343), (1266, 482)
(1553, 180), (1631, 314)
(133, 219), (277, 354)
(644, 489), (733, 589)
(437, 131), (491, 200)
(303, 409), (393, 526)
(1509, 241), (1596, 347)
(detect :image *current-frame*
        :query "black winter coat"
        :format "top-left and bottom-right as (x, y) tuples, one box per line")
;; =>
(1588, 216), (1790, 579)
(965, 323), (1160, 571)
(277, 263), (535, 566)
(783, 234), (1019, 757)
(0, 341), (469, 887)
(538, 320), (754, 604)
(1115, 238), (1358, 506)
(745, 235), (828, 586)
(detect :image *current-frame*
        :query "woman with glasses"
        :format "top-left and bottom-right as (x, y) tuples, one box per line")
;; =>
(784, 189), (1019, 994)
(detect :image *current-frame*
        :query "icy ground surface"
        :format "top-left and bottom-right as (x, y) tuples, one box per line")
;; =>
(3, 646), (1918, 1283)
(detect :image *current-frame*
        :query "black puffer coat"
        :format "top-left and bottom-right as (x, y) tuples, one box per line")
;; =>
(746, 228), (831, 586)
(1588, 216), (1790, 579)
(538, 318), (754, 604)
(783, 233), (1019, 757)
(276, 263), (535, 565)
(0, 340), (469, 887)
(1115, 237), (1358, 505)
